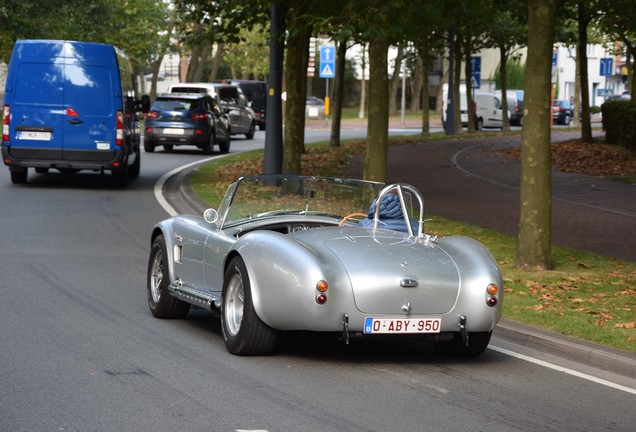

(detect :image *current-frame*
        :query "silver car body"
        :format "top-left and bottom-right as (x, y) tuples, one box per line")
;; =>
(149, 175), (503, 355)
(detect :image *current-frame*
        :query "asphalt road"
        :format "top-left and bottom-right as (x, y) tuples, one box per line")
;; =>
(1, 129), (634, 432)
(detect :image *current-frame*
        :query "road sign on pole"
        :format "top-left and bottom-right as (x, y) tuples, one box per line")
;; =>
(319, 46), (335, 78)
(471, 73), (480, 89)
(600, 58), (613, 77)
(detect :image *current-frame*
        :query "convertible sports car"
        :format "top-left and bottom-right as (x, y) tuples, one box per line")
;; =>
(147, 175), (503, 356)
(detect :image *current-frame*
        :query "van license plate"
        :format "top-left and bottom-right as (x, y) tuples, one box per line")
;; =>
(163, 128), (184, 135)
(18, 131), (51, 141)
(364, 317), (442, 334)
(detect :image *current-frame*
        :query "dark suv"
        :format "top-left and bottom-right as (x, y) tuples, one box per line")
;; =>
(553, 100), (574, 125)
(144, 93), (230, 154)
(215, 79), (267, 130)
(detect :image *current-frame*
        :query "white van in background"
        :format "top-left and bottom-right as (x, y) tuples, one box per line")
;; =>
(442, 84), (504, 130)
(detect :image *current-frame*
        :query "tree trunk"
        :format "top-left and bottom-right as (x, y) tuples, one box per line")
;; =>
(499, 46), (510, 131)
(578, 3), (593, 142)
(282, 8), (311, 174)
(329, 40), (347, 147)
(363, 37), (389, 182)
(207, 43), (225, 82)
(389, 44), (404, 116)
(517, 0), (559, 270)
(186, 43), (202, 82)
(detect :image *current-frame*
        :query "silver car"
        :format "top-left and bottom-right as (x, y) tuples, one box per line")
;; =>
(147, 175), (503, 356)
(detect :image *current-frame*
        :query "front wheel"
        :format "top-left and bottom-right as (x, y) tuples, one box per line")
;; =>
(221, 257), (278, 355)
(147, 235), (191, 319)
(202, 131), (214, 154)
(434, 331), (492, 357)
(245, 121), (255, 140)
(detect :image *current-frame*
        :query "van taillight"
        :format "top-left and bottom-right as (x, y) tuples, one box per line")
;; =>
(116, 110), (124, 146)
(2, 105), (9, 142)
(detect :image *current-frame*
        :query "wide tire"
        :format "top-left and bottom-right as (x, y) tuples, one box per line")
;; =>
(10, 169), (28, 184)
(434, 331), (492, 357)
(147, 235), (191, 319)
(221, 257), (277, 356)
(144, 140), (156, 153)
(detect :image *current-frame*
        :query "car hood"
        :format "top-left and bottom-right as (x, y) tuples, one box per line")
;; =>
(316, 228), (461, 315)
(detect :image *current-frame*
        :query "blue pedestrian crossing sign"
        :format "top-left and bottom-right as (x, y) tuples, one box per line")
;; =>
(319, 46), (335, 78)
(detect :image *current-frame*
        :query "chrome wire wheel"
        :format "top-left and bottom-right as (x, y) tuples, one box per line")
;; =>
(150, 248), (164, 304)
(224, 272), (245, 336)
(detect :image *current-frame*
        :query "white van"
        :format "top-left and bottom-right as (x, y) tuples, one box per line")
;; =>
(442, 85), (504, 130)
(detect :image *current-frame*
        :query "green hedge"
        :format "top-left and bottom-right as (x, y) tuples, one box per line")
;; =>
(601, 99), (636, 150)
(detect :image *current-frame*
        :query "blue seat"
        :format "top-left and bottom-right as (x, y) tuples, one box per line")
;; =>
(358, 194), (411, 233)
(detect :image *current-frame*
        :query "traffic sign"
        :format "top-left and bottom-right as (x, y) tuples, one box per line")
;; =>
(319, 45), (335, 78)
(597, 88), (614, 97)
(600, 58), (613, 77)
(471, 56), (481, 73)
(471, 72), (480, 89)
(319, 63), (335, 78)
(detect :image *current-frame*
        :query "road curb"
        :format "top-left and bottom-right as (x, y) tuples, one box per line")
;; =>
(496, 319), (636, 379)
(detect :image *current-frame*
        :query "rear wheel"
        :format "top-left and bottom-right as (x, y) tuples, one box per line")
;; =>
(221, 257), (278, 355)
(129, 151), (140, 178)
(475, 118), (484, 131)
(147, 235), (191, 319)
(10, 169), (27, 184)
(218, 132), (231, 154)
(202, 131), (214, 154)
(434, 331), (492, 357)
(144, 140), (156, 153)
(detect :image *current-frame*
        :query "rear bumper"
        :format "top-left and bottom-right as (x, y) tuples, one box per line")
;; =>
(2, 145), (126, 171)
(144, 130), (210, 146)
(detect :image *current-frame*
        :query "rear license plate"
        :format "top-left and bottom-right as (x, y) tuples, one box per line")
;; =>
(163, 128), (184, 135)
(17, 131), (51, 141)
(364, 317), (442, 334)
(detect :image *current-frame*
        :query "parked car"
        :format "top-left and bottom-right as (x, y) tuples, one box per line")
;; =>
(553, 100), (574, 125)
(306, 96), (326, 119)
(495, 89), (524, 126)
(2, 39), (149, 186)
(215, 80), (267, 130)
(442, 85), (503, 130)
(146, 174), (504, 357)
(143, 93), (230, 154)
(168, 82), (256, 139)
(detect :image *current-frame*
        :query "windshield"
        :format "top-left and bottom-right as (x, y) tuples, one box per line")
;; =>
(217, 175), (386, 229)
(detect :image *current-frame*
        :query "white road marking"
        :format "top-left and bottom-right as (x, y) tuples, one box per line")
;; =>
(490, 345), (636, 395)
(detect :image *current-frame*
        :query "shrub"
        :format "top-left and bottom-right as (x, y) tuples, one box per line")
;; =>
(601, 99), (636, 150)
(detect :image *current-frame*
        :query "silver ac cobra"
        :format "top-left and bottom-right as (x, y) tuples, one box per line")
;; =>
(147, 175), (503, 356)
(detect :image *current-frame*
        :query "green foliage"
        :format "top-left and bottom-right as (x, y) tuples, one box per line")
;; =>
(493, 57), (526, 89)
(602, 99), (636, 150)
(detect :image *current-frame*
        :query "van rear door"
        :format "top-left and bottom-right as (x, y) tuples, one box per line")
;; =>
(10, 56), (65, 160)
(62, 44), (116, 162)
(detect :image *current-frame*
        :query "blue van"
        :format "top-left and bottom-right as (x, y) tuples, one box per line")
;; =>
(2, 40), (149, 185)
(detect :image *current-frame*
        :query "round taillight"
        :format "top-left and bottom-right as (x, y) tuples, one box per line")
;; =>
(316, 280), (328, 292)
(487, 284), (498, 295)
(487, 296), (498, 307)
(316, 294), (327, 304)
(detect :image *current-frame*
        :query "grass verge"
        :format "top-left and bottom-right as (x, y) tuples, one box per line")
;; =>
(191, 136), (636, 352)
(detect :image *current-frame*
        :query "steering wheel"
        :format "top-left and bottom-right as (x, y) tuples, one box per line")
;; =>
(338, 212), (369, 227)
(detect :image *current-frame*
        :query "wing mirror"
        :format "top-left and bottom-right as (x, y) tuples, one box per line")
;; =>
(203, 208), (218, 224)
